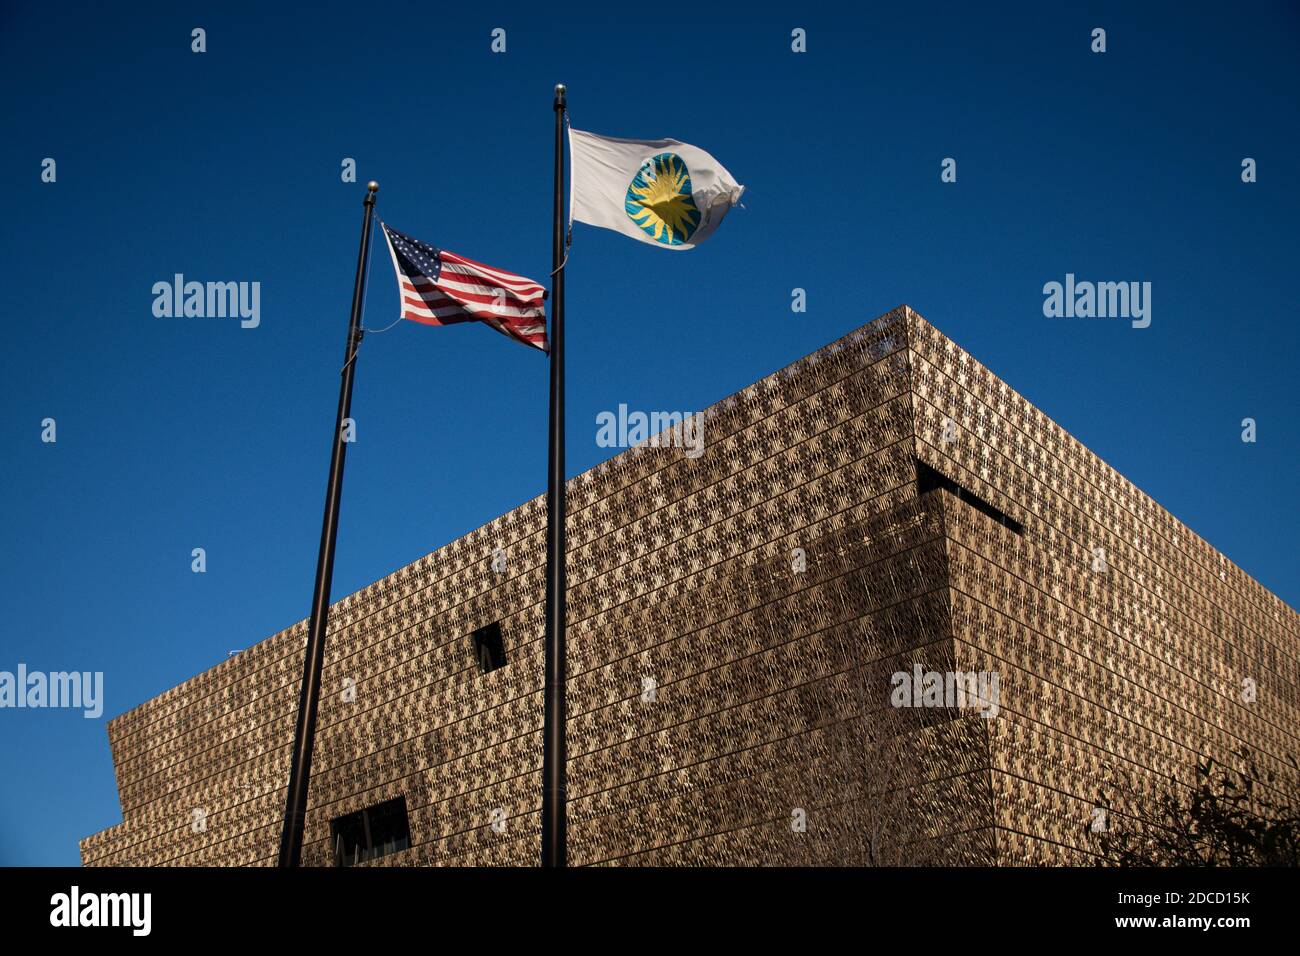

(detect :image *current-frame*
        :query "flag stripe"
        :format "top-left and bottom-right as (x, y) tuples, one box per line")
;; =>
(404, 275), (544, 308)
(401, 291), (544, 320)
(441, 250), (544, 289)
(429, 268), (544, 297)
(401, 285), (544, 315)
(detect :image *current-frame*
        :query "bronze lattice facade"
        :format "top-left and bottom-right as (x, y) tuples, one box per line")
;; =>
(80, 307), (1299, 866)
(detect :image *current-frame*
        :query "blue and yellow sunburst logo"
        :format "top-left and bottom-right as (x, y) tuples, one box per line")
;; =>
(625, 153), (701, 246)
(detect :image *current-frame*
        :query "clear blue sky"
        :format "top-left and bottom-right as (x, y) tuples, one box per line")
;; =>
(1, 1), (1296, 866)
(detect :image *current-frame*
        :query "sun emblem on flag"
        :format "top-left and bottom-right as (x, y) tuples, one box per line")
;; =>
(624, 153), (701, 246)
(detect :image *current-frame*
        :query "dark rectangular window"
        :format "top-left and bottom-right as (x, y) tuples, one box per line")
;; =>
(331, 796), (410, 867)
(916, 460), (1024, 535)
(472, 621), (507, 674)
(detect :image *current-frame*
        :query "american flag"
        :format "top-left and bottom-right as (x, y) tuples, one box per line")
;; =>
(380, 222), (548, 352)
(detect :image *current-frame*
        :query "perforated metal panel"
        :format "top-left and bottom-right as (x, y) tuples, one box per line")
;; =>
(79, 307), (1299, 866)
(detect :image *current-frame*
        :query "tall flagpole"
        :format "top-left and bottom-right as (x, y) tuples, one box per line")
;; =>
(278, 180), (378, 868)
(542, 83), (568, 868)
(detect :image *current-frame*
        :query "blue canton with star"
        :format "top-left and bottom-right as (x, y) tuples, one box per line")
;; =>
(385, 225), (442, 281)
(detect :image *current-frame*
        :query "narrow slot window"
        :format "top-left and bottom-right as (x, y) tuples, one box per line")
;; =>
(916, 460), (1024, 535)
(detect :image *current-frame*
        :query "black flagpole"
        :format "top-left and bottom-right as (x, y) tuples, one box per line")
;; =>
(542, 83), (568, 868)
(278, 180), (378, 867)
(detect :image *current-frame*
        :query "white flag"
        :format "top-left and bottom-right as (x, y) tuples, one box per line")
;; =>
(568, 128), (744, 250)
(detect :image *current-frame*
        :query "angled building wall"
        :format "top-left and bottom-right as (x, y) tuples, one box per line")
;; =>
(80, 307), (1299, 866)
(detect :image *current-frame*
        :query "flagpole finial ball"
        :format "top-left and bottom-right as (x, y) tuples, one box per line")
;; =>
(367, 181), (379, 192)
(555, 83), (566, 95)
